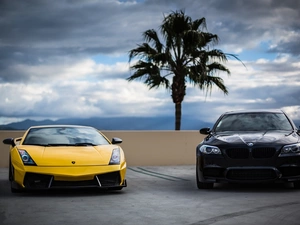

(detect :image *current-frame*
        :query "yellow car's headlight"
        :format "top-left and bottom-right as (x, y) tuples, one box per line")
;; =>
(18, 149), (37, 166)
(109, 148), (120, 165)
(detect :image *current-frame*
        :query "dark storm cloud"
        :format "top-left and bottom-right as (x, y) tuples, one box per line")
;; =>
(183, 82), (300, 124)
(200, 0), (300, 56)
(1, 0), (140, 46)
(1, 0), (299, 73)
(268, 39), (300, 56)
(0, 0), (159, 81)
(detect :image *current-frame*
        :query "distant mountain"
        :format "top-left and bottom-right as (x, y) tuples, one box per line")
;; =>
(0, 116), (213, 130)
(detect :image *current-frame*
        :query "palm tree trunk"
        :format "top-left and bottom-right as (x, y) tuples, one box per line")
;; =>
(175, 102), (181, 130)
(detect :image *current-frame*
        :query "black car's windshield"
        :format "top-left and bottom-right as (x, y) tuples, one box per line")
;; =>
(22, 127), (110, 146)
(215, 113), (293, 132)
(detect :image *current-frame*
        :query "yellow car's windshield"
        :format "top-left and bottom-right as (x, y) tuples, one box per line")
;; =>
(22, 126), (110, 146)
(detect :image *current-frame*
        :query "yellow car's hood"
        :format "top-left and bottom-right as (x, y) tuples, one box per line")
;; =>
(21, 145), (117, 166)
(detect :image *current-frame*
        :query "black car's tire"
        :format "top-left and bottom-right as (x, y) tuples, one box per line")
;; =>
(293, 181), (300, 189)
(196, 170), (214, 189)
(197, 180), (214, 189)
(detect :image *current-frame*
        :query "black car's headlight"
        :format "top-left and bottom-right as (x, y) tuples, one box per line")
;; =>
(199, 145), (221, 154)
(279, 143), (300, 156)
(18, 149), (37, 165)
(109, 148), (120, 165)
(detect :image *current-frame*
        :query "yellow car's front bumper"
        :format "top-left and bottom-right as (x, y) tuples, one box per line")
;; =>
(12, 162), (127, 190)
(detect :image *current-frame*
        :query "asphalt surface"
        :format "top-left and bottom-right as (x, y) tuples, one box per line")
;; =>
(1, 165), (300, 225)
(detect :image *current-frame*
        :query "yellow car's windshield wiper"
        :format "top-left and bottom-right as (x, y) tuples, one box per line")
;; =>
(45, 143), (74, 146)
(74, 142), (97, 146)
(31, 143), (98, 146)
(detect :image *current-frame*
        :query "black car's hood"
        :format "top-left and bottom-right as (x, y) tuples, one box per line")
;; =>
(206, 130), (300, 146)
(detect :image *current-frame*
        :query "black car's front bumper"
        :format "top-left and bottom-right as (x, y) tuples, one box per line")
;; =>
(197, 152), (300, 184)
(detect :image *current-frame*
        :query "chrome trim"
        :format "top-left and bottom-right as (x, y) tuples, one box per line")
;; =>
(95, 176), (102, 187)
(48, 176), (53, 188)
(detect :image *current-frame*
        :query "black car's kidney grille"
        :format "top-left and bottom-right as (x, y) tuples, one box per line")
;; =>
(226, 148), (249, 159)
(226, 147), (276, 159)
(252, 147), (276, 158)
(226, 169), (277, 180)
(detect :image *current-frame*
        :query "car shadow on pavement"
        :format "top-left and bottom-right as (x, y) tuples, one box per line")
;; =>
(211, 182), (297, 193)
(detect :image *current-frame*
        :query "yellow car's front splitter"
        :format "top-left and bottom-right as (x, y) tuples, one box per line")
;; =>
(13, 163), (127, 190)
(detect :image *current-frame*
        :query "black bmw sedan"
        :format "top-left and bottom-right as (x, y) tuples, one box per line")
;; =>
(196, 109), (300, 189)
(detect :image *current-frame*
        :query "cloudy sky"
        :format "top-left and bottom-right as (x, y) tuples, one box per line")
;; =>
(1, 0), (300, 127)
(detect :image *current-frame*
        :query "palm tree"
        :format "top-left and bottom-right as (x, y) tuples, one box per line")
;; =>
(128, 10), (241, 130)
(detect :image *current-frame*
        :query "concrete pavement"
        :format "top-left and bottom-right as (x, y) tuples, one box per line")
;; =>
(1, 165), (300, 225)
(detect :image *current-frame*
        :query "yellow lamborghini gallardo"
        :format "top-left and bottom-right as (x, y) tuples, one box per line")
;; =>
(2, 125), (127, 193)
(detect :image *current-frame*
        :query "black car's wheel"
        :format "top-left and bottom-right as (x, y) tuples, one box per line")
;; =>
(196, 170), (214, 189)
(293, 181), (300, 189)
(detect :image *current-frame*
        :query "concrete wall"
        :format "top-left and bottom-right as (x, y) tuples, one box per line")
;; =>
(0, 130), (205, 167)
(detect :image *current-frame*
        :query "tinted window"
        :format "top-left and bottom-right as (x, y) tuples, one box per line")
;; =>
(215, 113), (293, 132)
(23, 127), (110, 146)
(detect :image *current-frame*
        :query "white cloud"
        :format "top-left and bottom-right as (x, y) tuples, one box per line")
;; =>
(282, 106), (300, 121)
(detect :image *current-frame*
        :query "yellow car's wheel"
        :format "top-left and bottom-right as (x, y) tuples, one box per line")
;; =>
(294, 181), (300, 189)
(109, 187), (123, 191)
(10, 167), (23, 193)
(8, 159), (13, 181)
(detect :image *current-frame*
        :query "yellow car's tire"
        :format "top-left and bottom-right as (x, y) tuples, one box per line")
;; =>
(11, 181), (23, 193)
(109, 187), (123, 191)
(10, 166), (23, 193)
(8, 160), (13, 181)
(294, 181), (300, 189)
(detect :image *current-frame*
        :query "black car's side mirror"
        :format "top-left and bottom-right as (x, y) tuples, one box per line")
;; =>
(199, 128), (211, 135)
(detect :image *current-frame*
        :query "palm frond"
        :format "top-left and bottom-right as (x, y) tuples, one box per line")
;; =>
(191, 17), (206, 30)
(199, 75), (228, 95)
(207, 62), (230, 75)
(127, 60), (170, 89)
(143, 29), (163, 53)
(206, 49), (228, 62)
(128, 43), (158, 62)
(225, 53), (247, 68)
